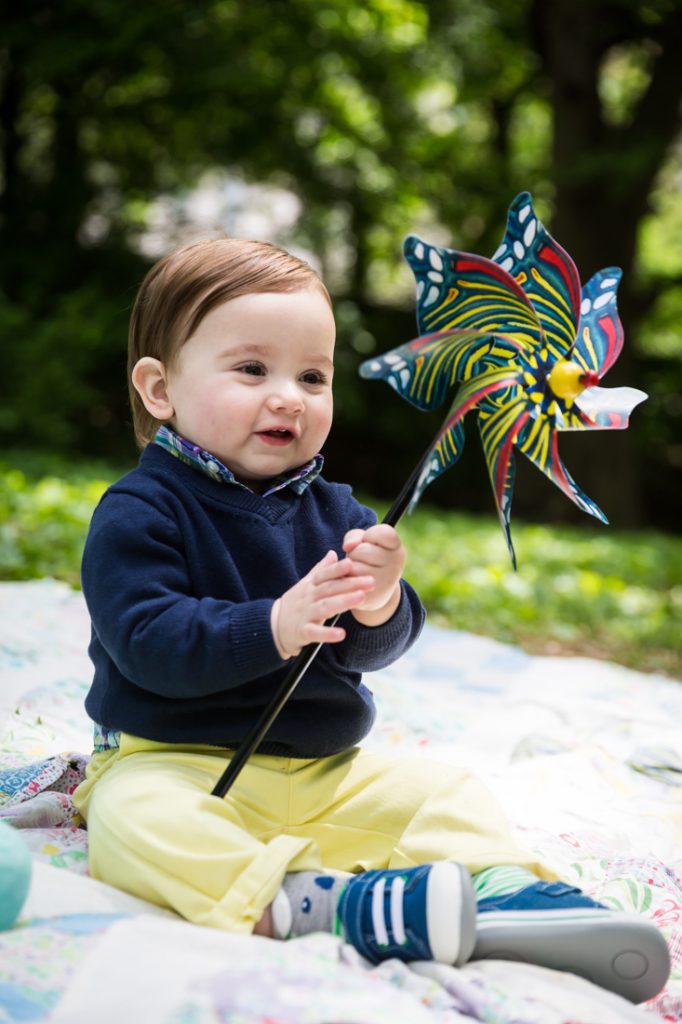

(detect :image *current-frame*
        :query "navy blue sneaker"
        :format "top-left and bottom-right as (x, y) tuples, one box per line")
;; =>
(337, 862), (476, 966)
(474, 881), (670, 1003)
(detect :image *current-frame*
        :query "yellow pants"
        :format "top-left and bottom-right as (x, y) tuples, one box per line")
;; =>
(73, 734), (555, 933)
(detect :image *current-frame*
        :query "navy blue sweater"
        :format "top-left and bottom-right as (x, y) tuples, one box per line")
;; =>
(81, 445), (425, 756)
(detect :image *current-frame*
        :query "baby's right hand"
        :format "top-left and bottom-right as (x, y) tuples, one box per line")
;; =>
(271, 550), (375, 659)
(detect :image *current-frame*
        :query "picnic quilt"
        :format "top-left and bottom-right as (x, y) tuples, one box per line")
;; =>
(1, 578), (680, 1023)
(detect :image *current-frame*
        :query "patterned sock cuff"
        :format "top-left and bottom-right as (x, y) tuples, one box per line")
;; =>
(472, 865), (539, 901)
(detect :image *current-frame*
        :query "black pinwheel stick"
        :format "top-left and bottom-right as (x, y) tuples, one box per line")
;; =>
(210, 445), (430, 799)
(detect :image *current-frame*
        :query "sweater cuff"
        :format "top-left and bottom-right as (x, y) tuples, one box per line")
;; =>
(227, 598), (284, 678)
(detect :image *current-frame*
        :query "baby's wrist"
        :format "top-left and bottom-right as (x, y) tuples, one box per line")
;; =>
(351, 582), (402, 627)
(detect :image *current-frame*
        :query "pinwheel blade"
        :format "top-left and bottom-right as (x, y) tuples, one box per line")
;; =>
(404, 237), (543, 347)
(571, 385), (648, 429)
(572, 268), (624, 377)
(359, 328), (525, 411)
(478, 398), (533, 569)
(408, 365), (523, 511)
(492, 192), (581, 359)
(408, 421), (466, 512)
(517, 416), (608, 524)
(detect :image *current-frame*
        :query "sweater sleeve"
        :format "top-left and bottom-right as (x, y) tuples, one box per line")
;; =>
(318, 491), (426, 674)
(81, 492), (284, 698)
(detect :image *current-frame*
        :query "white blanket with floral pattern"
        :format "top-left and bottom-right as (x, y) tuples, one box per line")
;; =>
(1, 579), (680, 1023)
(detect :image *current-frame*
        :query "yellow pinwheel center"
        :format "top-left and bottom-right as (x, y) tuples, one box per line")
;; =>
(547, 360), (595, 400)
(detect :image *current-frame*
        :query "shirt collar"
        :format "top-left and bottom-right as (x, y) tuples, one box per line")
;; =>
(153, 425), (323, 497)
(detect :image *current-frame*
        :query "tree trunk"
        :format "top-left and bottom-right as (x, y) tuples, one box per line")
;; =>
(530, 0), (682, 527)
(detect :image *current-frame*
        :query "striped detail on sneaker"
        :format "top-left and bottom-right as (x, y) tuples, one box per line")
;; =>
(371, 876), (390, 946)
(368, 875), (409, 948)
(390, 874), (406, 945)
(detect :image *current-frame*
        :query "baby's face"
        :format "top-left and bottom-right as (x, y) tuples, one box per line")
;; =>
(165, 288), (336, 489)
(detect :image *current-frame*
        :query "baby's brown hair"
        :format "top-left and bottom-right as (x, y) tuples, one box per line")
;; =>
(128, 238), (330, 447)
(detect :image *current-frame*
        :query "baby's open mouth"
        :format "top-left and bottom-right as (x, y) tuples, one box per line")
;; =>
(257, 429), (295, 444)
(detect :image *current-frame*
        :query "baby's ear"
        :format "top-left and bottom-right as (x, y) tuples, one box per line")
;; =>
(131, 357), (174, 420)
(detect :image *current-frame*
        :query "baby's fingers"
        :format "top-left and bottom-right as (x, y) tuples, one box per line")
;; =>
(300, 622), (347, 646)
(342, 529), (365, 555)
(315, 573), (375, 599)
(357, 524), (402, 549)
(312, 549), (339, 572)
(310, 550), (357, 585)
(312, 586), (374, 622)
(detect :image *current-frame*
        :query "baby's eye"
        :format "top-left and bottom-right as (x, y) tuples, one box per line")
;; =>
(239, 362), (266, 376)
(300, 370), (328, 386)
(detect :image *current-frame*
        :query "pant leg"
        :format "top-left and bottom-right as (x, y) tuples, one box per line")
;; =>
(73, 738), (557, 935)
(73, 734), (322, 933)
(283, 747), (558, 879)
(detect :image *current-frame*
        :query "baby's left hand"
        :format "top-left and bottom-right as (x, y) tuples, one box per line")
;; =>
(342, 524), (405, 624)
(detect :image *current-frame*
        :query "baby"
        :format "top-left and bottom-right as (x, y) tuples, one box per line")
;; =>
(73, 237), (669, 1003)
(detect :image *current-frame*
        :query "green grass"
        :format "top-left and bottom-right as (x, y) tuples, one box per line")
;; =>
(0, 454), (124, 586)
(356, 495), (679, 679)
(1, 455), (680, 679)
(395, 505), (682, 679)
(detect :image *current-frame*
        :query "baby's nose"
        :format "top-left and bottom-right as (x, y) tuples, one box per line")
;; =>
(268, 381), (304, 411)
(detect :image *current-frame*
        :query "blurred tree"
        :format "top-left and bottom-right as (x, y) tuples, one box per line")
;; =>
(1, 0), (680, 528)
(529, 0), (682, 526)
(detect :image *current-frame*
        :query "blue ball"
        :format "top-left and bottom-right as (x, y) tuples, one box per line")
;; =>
(0, 820), (31, 930)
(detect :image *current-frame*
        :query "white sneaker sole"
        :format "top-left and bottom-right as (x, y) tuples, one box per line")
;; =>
(474, 908), (670, 1003)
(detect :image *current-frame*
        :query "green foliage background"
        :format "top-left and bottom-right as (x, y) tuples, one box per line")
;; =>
(2, 0), (682, 529)
(2, 458), (680, 678)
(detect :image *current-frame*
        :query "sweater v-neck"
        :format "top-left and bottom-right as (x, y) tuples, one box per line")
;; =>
(139, 445), (300, 524)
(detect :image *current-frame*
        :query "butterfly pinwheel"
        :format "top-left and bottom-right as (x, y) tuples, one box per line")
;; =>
(360, 192), (647, 566)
